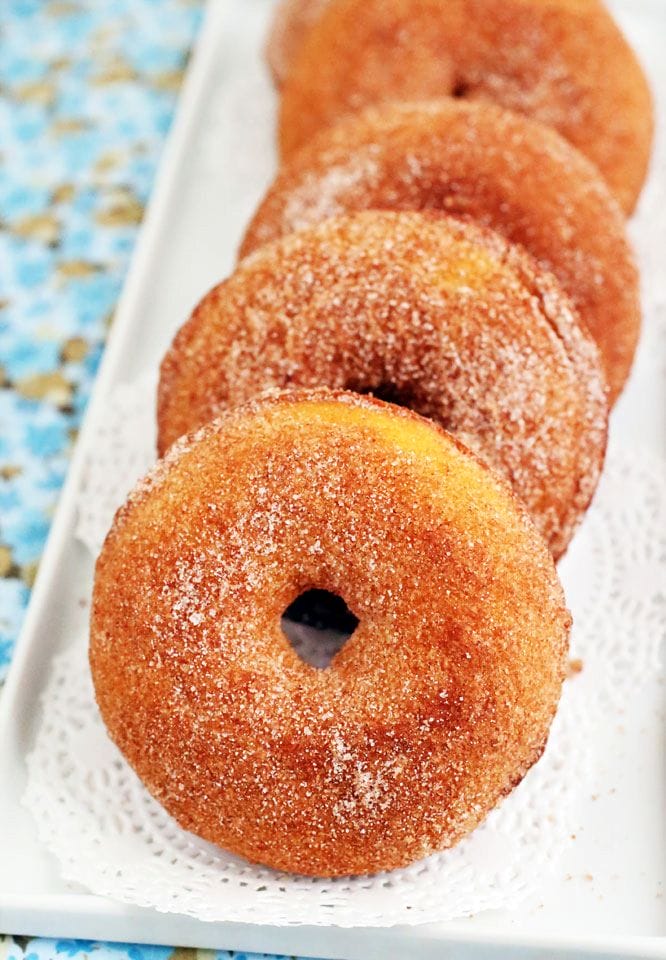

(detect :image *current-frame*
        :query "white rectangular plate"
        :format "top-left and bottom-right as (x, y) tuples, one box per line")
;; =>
(1, 0), (665, 956)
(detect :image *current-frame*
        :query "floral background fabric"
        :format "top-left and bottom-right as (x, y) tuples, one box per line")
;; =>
(0, 1), (309, 957)
(0, 940), (293, 960)
(0, 0), (202, 678)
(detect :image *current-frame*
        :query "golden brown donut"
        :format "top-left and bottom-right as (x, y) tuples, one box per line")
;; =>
(278, 0), (653, 214)
(91, 388), (571, 877)
(159, 212), (608, 559)
(243, 99), (640, 403)
(265, 0), (330, 86)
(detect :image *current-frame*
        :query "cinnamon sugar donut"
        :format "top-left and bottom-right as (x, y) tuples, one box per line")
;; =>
(278, 0), (653, 214)
(159, 212), (608, 559)
(266, 0), (330, 86)
(242, 99), (640, 402)
(91, 389), (570, 877)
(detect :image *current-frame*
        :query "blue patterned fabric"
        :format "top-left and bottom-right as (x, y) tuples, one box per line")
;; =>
(0, 0), (202, 679)
(0, 939), (293, 960)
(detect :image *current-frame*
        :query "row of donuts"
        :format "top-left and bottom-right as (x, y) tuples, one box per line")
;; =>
(159, 0), (654, 558)
(269, 0), (653, 214)
(89, 0), (653, 876)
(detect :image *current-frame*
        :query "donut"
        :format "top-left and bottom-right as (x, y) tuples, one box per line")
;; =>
(159, 211), (608, 559)
(242, 99), (640, 403)
(277, 0), (653, 214)
(265, 0), (330, 86)
(90, 388), (571, 876)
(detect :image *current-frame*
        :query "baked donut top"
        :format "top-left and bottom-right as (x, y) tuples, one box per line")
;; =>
(277, 0), (653, 213)
(159, 210), (608, 559)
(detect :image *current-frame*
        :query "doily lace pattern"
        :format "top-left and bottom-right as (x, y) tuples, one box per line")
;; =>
(25, 635), (584, 926)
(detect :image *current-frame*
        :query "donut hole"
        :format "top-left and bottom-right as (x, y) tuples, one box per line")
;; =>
(355, 381), (418, 410)
(354, 382), (446, 431)
(281, 589), (359, 668)
(452, 79), (470, 98)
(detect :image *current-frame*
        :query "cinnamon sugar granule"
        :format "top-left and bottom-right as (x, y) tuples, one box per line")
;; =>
(568, 658), (584, 678)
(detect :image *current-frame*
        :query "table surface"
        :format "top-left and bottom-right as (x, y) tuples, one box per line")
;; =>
(0, 1), (307, 958)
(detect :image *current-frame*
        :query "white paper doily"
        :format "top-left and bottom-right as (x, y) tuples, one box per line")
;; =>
(22, 370), (666, 926)
(24, 635), (585, 927)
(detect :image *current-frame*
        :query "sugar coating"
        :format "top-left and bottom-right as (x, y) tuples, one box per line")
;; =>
(160, 211), (608, 559)
(242, 98), (640, 403)
(277, 0), (653, 213)
(90, 389), (570, 876)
